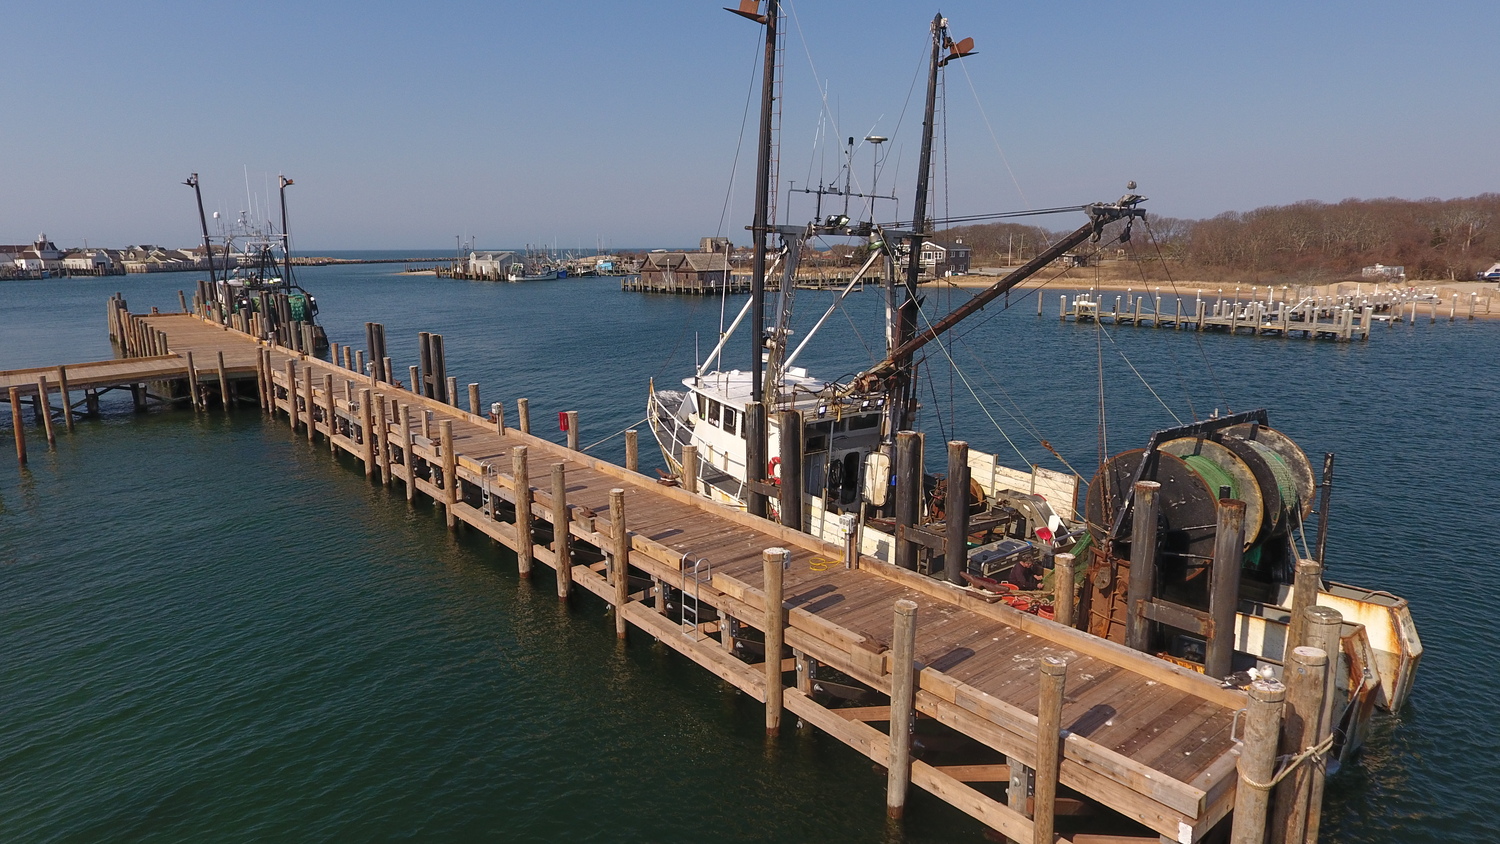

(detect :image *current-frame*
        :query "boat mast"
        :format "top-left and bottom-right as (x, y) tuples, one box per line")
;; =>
(730, 0), (778, 520)
(184, 173), (216, 286)
(891, 13), (969, 436)
(279, 175), (294, 288)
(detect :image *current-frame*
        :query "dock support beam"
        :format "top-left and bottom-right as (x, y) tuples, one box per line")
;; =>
(894, 430), (922, 570)
(36, 376), (57, 449)
(517, 398), (530, 434)
(9, 386), (26, 466)
(1287, 558), (1322, 655)
(439, 419), (456, 528)
(57, 366), (74, 431)
(1033, 656), (1068, 844)
(944, 440), (970, 585)
(762, 547), (787, 735)
(285, 360), (299, 431)
(513, 446), (534, 575)
(324, 374), (337, 453)
(1271, 646), (1329, 844)
(1053, 552), (1076, 628)
(552, 463), (571, 599)
(886, 598), (918, 818)
(375, 394), (391, 485)
(565, 410), (579, 451)
(1207, 498), (1246, 678)
(1125, 480), (1161, 651)
(1231, 679), (1287, 844)
(611, 489), (630, 639)
(304, 368), (317, 441)
(1303, 606), (1344, 844)
(778, 409), (804, 530)
(745, 401), (767, 519)
(680, 445), (698, 495)
(624, 429), (638, 473)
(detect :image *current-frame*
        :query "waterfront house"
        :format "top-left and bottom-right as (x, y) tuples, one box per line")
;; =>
(638, 251), (732, 293)
(63, 249), (122, 276)
(919, 239), (972, 276)
(466, 251), (518, 280)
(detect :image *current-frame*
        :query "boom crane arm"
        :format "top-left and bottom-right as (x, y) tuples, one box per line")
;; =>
(851, 193), (1147, 392)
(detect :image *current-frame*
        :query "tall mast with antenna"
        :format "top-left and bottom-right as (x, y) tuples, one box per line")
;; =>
(890, 13), (973, 435)
(728, 0), (778, 520)
(184, 173), (216, 285)
(279, 175), (294, 287)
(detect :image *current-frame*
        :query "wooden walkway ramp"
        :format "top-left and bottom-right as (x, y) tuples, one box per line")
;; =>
(10, 309), (1258, 843)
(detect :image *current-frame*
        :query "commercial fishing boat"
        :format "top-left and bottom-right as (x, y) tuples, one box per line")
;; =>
(648, 4), (1418, 764)
(184, 173), (328, 354)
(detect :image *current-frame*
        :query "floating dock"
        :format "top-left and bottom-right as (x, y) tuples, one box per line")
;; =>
(1, 297), (1352, 844)
(1057, 285), (1494, 340)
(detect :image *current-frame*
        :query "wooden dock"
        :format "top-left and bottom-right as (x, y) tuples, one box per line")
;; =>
(1057, 285), (1494, 340)
(4, 301), (1334, 844)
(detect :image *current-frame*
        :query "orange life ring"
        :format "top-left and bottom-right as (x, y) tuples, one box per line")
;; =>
(767, 457), (782, 484)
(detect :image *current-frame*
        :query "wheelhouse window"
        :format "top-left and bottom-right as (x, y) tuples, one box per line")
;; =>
(707, 400), (721, 426)
(722, 407), (737, 436)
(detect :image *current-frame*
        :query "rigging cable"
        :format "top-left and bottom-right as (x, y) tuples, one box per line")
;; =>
(1142, 216), (1230, 414)
(910, 294), (1033, 467)
(955, 50), (1031, 210)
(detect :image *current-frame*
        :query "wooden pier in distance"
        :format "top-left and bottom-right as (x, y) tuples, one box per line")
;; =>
(3, 299), (1345, 844)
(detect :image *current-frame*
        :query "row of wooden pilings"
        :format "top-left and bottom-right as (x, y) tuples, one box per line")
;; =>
(246, 329), (1089, 841)
(1123, 479), (1341, 844)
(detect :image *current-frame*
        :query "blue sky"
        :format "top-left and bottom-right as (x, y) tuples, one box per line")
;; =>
(3, 1), (1496, 250)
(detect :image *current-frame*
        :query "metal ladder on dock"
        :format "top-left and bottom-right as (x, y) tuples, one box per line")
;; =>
(680, 556), (712, 641)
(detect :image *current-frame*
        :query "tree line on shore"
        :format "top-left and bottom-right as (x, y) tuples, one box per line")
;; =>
(943, 194), (1500, 282)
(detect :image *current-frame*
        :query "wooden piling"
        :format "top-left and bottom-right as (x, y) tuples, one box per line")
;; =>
(1033, 656), (1068, 844)
(324, 373), (337, 453)
(552, 463), (571, 598)
(355, 388), (374, 479)
(1287, 559), (1323, 655)
(1302, 606), (1344, 844)
(1125, 480), (1162, 652)
(303, 367), (316, 441)
(1207, 498), (1247, 678)
(565, 410), (579, 451)
(10, 386), (27, 465)
(216, 351), (230, 410)
(611, 489), (630, 639)
(886, 598), (919, 818)
(778, 409), (804, 530)
(446, 376), (458, 408)
(402, 404), (416, 502)
(681, 445), (699, 495)
(439, 419), (456, 528)
(624, 429), (638, 472)
(56, 366), (74, 432)
(285, 360), (299, 430)
(408, 365), (420, 394)
(185, 350), (201, 411)
(513, 446), (534, 575)
(518, 398), (531, 434)
(1271, 646), (1328, 844)
(467, 383), (480, 416)
(375, 394), (391, 486)
(894, 430), (923, 570)
(36, 376), (57, 448)
(1053, 552), (1076, 628)
(255, 349), (268, 411)
(1231, 679), (1287, 844)
(762, 547), (787, 735)
(944, 440), (970, 585)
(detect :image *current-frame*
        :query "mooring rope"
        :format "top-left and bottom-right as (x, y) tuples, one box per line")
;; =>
(1237, 733), (1336, 791)
(580, 416), (651, 454)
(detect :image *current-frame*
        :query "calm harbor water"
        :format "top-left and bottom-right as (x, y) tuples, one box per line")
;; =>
(2, 263), (1497, 842)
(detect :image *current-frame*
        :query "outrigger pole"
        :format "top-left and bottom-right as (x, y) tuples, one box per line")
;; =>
(184, 173), (216, 286)
(728, 0), (779, 520)
(855, 193), (1146, 393)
